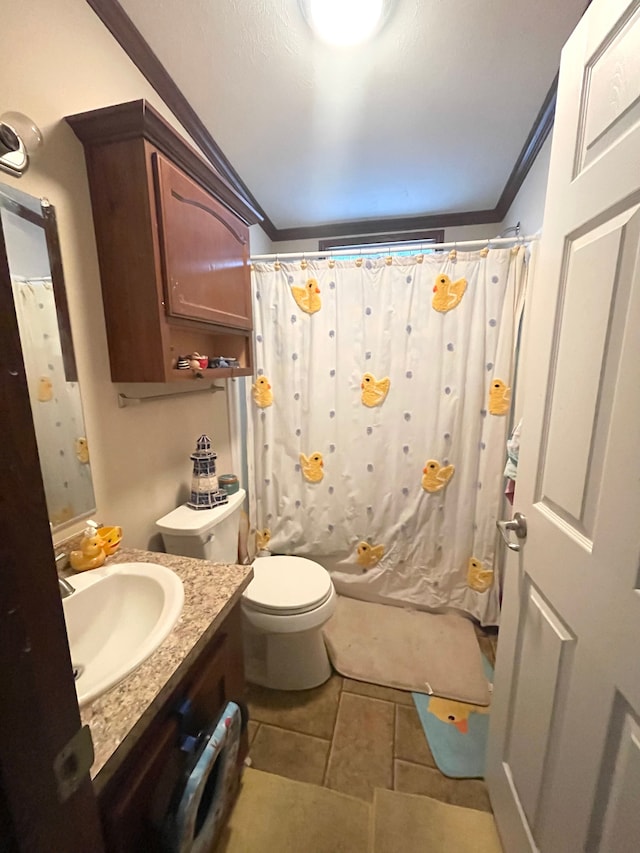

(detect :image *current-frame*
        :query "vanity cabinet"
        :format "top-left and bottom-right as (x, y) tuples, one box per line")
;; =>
(66, 100), (261, 383)
(96, 602), (247, 852)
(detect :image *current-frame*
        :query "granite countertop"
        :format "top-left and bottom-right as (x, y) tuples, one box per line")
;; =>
(77, 547), (253, 787)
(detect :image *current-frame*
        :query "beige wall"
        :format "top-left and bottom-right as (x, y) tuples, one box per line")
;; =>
(2, 0), (232, 550)
(269, 221), (500, 254)
(249, 224), (273, 254)
(500, 133), (553, 235)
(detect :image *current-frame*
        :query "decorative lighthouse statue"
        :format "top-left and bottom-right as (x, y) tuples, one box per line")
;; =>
(187, 434), (229, 510)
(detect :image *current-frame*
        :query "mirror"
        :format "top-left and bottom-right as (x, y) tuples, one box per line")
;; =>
(0, 183), (96, 530)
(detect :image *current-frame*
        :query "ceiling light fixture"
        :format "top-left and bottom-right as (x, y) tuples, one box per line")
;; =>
(0, 111), (43, 177)
(301, 0), (389, 47)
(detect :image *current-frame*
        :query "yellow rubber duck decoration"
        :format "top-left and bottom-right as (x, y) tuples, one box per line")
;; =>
(467, 557), (494, 592)
(432, 274), (468, 312)
(291, 278), (322, 315)
(252, 375), (273, 408)
(356, 541), (385, 570)
(421, 459), (455, 493)
(97, 526), (123, 557)
(427, 696), (490, 734)
(488, 379), (511, 415)
(69, 526), (106, 572)
(256, 528), (271, 552)
(361, 373), (390, 408)
(300, 452), (324, 483)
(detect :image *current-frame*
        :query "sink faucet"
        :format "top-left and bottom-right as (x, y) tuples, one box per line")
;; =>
(55, 551), (75, 598)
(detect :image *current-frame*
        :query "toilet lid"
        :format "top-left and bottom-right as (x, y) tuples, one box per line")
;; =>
(243, 556), (333, 615)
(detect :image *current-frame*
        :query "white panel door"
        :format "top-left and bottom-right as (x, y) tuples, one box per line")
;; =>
(486, 1), (640, 851)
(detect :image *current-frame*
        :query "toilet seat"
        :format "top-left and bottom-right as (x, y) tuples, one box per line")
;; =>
(242, 556), (333, 616)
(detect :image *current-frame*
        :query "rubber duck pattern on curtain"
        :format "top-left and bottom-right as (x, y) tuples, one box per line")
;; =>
(248, 248), (528, 626)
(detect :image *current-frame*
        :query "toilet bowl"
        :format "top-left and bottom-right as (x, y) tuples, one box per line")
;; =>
(242, 555), (336, 691)
(155, 492), (336, 691)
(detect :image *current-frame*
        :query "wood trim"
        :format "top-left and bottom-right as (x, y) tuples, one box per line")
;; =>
(85, 0), (278, 238)
(319, 229), (444, 250)
(41, 202), (79, 382)
(280, 210), (498, 244)
(494, 74), (558, 221)
(66, 100), (262, 226)
(86, 0), (561, 241)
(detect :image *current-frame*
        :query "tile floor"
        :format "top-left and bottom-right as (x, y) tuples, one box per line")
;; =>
(245, 624), (498, 812)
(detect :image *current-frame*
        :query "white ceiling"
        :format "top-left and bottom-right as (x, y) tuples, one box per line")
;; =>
(117, 0), (586, 231)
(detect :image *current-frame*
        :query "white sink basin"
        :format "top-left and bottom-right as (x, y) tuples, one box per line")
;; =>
(62, 561), (184, 707)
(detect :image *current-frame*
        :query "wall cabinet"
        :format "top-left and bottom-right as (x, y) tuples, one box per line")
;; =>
(96, 603), (248, 852)
(66, 100), (261, 383)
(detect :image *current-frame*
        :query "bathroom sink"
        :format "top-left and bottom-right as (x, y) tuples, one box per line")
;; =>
(62, 561), (184, 707)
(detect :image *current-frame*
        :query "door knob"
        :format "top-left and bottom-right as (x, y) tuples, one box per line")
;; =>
(496, 512), (527, 552)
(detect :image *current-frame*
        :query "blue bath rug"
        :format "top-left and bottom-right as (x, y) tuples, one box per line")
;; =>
(412, 656), (493, 779)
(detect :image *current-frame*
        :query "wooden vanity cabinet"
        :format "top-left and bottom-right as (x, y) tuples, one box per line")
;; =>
(66, 100), (261, 383)
(96, 603), (248, 853)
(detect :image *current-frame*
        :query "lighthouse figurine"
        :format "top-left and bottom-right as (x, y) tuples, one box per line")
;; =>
(187, 434), (229, 510)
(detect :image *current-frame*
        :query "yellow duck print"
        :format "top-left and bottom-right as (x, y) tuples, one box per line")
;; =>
(252, 375), (273, 408)
(75, 436), (90, 464)
(488, 379), (511, 415)
(291, 278), (322, 315)
(300, 452), (324, 483)
(467, 557), (494, 593)
(356, 541), (385, 570)
(427, 696), (490, 734)
(421, 459), (455, 493)
(361, 373), (390, 408)
(38, 376), (53, 402)
(432, 274), (468, 313)
(256, 528), (271, 552)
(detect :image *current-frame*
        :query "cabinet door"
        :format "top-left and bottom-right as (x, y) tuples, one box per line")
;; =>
(153, 153), (252, 329)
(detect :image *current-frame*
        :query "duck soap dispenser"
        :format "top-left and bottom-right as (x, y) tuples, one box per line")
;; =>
(70, 520), (106, 572)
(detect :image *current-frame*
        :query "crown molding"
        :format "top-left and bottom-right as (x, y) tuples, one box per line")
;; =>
(87, 0), (558, 242)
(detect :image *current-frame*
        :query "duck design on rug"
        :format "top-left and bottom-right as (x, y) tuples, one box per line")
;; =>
(252, 375), (273, 408)
(356, 541), (385, 570)
(427, 696), (490, 734)
(432, 274), (468, 312)
(300, 452), (324, 483)
(291, 278), (322, 314)
(488, 379), (511, 415)
(467, 558), (494, 593)
(361, 373), (390, 407)
(421, 460), (455, 493)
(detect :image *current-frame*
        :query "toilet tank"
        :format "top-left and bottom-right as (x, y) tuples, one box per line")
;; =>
(156, 489), (246, 563)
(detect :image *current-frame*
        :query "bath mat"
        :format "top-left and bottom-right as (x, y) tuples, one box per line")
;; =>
(412, 656), (494, 778)
(213, 768), (370, 853)
(372, 788), (502, 853)
(323, 596), (490, 706)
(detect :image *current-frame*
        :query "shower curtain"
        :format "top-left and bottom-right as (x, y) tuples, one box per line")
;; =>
(247, 247), (528, 625)
(11, 277), (95, 526)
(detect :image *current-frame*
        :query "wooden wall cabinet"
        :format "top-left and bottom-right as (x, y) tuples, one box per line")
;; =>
(96, 603), (248, 852)
(66, 101), (262, 383)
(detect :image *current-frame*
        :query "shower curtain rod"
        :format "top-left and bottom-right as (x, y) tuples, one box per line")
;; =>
(250, 234), (539, 263)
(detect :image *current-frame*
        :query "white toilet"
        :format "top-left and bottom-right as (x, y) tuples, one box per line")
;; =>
(156, 489), (336, 691)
